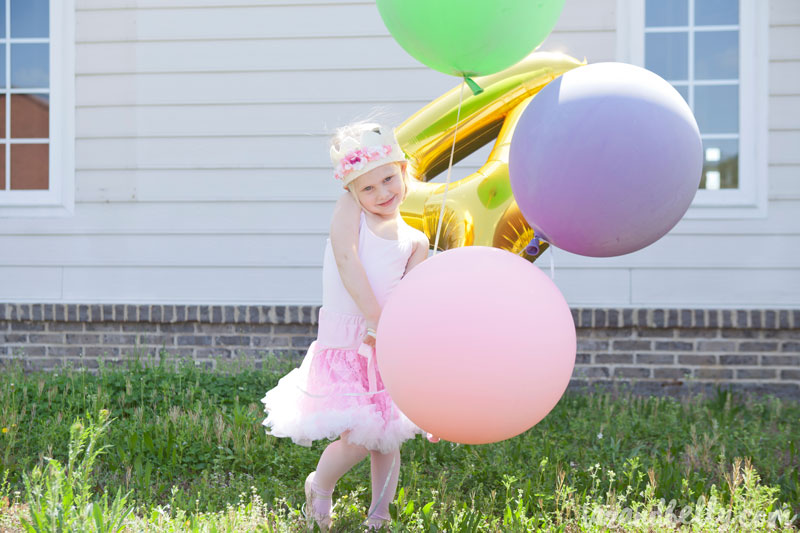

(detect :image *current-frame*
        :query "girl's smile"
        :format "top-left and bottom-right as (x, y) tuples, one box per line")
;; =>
(378, 195), (396, 208)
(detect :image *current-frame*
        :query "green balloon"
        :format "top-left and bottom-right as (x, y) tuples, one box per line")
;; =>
(376, 0), (566, 77)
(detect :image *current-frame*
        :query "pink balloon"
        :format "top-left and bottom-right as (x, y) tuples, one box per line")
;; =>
(376, 246), (576, 445)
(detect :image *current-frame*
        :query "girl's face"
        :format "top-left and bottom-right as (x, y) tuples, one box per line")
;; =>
(350, 162), (407, 216)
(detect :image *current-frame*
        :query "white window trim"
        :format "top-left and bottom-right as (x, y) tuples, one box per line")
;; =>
(0, 0), (74, 218)
(616, 0), (768, 219)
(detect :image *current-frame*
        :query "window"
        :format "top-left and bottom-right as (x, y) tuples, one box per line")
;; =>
(0, 0), (74, 217)
(617, 0), (768, 217)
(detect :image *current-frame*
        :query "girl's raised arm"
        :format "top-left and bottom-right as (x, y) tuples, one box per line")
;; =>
(329, 193), (382, 325)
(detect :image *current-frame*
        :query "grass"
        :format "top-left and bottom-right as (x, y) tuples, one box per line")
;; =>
(0, 353), (798, 531)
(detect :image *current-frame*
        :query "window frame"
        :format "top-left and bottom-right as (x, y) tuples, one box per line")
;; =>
(0, 0), (74, 217)
(616, 0), (768, 219)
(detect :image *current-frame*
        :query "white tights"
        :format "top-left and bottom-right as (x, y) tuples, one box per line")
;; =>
(312, 433), (401, 522)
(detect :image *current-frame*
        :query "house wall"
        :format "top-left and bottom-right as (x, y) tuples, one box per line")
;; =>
(0, 0), (797, 308)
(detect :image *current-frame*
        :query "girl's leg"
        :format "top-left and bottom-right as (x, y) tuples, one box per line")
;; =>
(313, 432), (369, 492)
(367, 448), (401, 524)
(305, 433), (368, 530)
(306, 433), (369, 523)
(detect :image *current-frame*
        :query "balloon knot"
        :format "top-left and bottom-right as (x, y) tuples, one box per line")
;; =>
(525, 236), (540, 257)
(526, 232), (549, 257)
(464, 77), (484, 95)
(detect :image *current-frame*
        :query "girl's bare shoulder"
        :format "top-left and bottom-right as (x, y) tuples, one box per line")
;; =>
(331, 192), (360, 221)
(334, 191), (358, 210)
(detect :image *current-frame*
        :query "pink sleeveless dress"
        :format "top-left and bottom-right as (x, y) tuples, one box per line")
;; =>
(261, 211), (424, 453)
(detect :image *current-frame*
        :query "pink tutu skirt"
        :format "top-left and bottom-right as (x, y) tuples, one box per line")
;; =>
(261, 308), (422, 453)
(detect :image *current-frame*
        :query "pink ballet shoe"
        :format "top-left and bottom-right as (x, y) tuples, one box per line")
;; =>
(366, 515), (390, 530)
(427, 433), (440, 443)
(304, 472), (331, 532)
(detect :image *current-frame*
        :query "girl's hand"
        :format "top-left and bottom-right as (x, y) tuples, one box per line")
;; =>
(363, 317), (379, 348)
(363, 332), (376, 349)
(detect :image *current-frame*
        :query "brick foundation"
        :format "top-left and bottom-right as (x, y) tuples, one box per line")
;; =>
(570, 308), (799, 398)
(1, 304), (798, 398)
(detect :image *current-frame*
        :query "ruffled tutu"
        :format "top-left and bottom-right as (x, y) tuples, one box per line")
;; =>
(261, 308), (422, 453)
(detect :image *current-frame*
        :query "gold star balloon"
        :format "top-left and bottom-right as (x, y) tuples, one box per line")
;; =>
(397, 52), (585, 261)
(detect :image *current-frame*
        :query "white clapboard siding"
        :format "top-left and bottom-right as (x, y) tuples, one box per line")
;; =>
(3, 263), (797, 307)
(74, 135), (492, 170)
(76, 37), (418, 74)
(769, 95), (800, 131)
(74, 1), (617, 42)
(75, 34), (613, 76)
(552, 268), (800, 307)
(3, 199), (800, 237)
(539, 31), (617, 63)
(2, 233), (800, 269)
(75, 136), (334, 169)
(76, 102), (427, 138)
(552, 235), (800, 269)
(75, 5), (391, 42)
(769, 131), (800, 165)
(75, 169), (341, 202)
(75, 69), (451, 107)
(77, 0), (374, 6)
(551, 269), (633, 306)
(74, 128), (800, 172)
(771, 26), (800, 61)
(59, 266), (324, 305)
(771, 61), (800, 95)
(767, 0), (800, 207)
(0, 202), (336, 234)
(771, 0), (800, 25)
(770, 166), (800, 199)
(768, 0), (800, 204)
(0, 268), (64, 301)
(76, 4), (613, 44)
(630, 269), (800, 307)
(0, 234), (329, 266)
(1, 0), (798, 307)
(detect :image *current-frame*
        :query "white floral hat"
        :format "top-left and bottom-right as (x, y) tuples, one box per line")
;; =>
(329, 125), (406, 189)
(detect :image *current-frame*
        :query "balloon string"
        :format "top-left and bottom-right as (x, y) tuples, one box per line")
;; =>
(432, 80), (467, 257)
(549, 245), (555, 280)
(365, 453), (397, 525)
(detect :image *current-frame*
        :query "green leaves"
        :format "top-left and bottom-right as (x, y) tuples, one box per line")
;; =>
(1, 358), (799, 530)
(19, 411), (133, 533)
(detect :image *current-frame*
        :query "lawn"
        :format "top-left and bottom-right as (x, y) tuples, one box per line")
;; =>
(0, 355), (798, 531)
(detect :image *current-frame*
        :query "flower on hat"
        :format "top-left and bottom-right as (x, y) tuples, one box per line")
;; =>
(334, 144), (393, 182)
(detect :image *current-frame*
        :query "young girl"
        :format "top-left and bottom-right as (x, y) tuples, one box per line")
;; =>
(261, 122), (430, 530)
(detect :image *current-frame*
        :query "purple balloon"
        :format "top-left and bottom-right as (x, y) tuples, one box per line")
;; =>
(509, 62), (702, 257)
